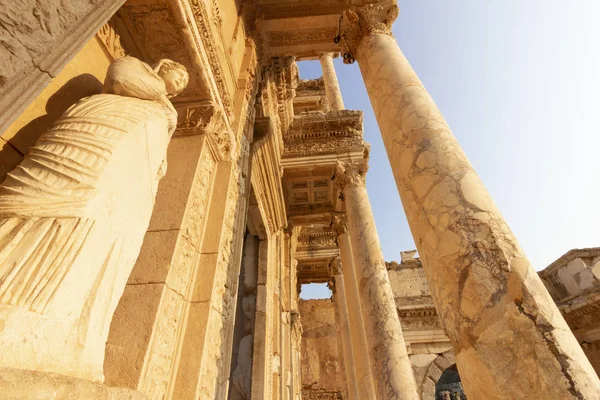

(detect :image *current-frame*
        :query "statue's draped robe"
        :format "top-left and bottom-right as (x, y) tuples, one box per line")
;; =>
(0, 57), (177, 381)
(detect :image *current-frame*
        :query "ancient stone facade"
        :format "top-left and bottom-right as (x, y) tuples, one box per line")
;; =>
(0, 1), (598, 399)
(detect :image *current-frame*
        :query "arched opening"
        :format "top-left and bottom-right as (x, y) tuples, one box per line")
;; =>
(435, 364), (466, 400)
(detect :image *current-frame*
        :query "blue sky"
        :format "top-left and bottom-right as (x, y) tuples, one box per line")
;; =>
(299, 1), (600, 299)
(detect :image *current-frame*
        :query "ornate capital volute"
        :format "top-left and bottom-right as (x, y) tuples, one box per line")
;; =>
(340, 2), (399, 56)
(331, 213), (349, 236)
(334, 160), (368, 190)
(175, 101), (236, 161)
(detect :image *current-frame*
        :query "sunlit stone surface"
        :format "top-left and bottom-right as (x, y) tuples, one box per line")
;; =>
(0, 1), (598, 399)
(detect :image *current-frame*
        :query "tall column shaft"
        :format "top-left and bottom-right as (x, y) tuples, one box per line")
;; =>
(334, 216), (377, 400)
(319, 53), (345, 111)
(336, 161), (418, 400)
(330, 258), (360, 400)
(342, 3), (600, 398)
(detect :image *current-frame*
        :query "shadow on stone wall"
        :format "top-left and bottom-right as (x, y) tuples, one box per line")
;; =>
(9, 74), (103, 154)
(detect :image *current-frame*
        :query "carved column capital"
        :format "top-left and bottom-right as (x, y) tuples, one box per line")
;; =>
(335, 160), (368, 190)
(175, 101), (236, 161)
(331, 213), (349, 236)
(341, 2), (399, 55)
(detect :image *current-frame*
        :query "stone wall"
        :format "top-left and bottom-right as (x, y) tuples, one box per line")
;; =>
(299, 299), (346, 400)
(386, 253), (457, 399)
(0, 33), (113, 182)
(539, 248), (600, 301)
(539, 247), (600, 377)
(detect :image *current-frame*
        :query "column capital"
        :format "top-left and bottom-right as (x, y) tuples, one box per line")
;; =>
(341, 2), (399, 56)
(331, 213), (349, 235)
(334, 160), (368, 190)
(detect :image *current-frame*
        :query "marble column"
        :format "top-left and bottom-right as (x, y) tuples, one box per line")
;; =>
(335, 160), (418, 400)
(341, 3), (600, 398)
(330, 257), (360, 400)
(319, 53), (345, 111)
(332, 213), (376, 400)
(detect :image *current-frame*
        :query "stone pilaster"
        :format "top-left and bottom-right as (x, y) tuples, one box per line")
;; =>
(341, 3), (600, 398)
(332, 213), (376, 400)
(335, 161), (418, 400)
(329, 257), (360, 400)
(319, 53), (345, 111)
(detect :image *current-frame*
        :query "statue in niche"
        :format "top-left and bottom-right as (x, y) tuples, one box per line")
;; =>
(0, 56), (188, 381)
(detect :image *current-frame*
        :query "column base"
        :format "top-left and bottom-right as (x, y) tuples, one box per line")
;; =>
(0, 368), (147, 400)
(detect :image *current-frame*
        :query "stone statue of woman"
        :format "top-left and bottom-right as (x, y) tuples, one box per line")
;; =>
(0, 56), (188, 382)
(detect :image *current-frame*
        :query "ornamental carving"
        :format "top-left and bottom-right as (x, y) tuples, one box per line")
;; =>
(175, 101), (235, 161)
(188, 0), (234, 118)
(563, 302), (600, 330)
(121, 4), (195, 94)
(283, 138), (365, 158)
(259, 0), (344, 20)
(340, 3), (399, 55)
(398, 308), (442, 330)
(268, 27), (338, 47)
(96, 20), (126, 60)
(331, 213), (348, 235)
(334, 160), (368, 189)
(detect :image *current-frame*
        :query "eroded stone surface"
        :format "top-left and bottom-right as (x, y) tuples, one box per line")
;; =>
(336, 161), (418, 400)
(0, 368), (146, 400)
(300, 299), (346, 399)
(347, 3), (600, 396)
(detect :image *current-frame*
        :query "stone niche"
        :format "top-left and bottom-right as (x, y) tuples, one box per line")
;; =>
(299, 299), (345, 400)
(0, 29), (115, 182)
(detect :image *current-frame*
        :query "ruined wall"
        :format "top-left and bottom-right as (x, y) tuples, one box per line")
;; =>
(539, 249), (600, 301)
(539, 248), (600, 378)
(299, 299), (345, 400)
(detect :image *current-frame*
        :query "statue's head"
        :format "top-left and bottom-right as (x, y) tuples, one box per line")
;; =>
(154, 59), (189, 98)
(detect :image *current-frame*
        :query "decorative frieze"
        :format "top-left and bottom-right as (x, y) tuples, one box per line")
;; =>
(97, 19), (126, 59)
(188, 0), (234, 118)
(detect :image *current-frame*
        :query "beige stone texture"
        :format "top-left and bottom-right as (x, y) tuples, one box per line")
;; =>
(0, 56), (188, 384)
(0, 368), (145, 400)
(540, 248), (600, 379)
(2, 36), (112, 156)
(7, 1), (600, 399)
(330, 258), (359, 400)
(336, 161), (418, 399)
(319, 53), (345, 112)
(333, 215), (377, 399)
(346, 3), (600, 397)
(299, 299), (346, 399)
(0, 0), (125, 136)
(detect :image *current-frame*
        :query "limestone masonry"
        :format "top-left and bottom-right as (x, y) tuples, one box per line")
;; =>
(0, 0), (598, 399)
